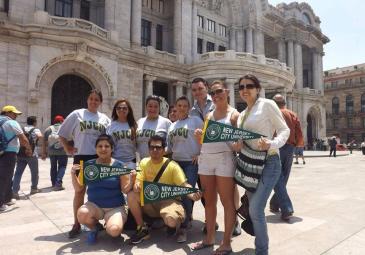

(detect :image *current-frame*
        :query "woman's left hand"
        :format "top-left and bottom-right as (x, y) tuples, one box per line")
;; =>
(258, 137), (271, 151)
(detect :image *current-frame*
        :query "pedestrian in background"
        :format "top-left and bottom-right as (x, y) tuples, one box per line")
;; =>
(329, 137), (337, 157)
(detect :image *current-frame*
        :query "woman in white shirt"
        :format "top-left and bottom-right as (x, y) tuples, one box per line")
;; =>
(234, 74), (289, 255)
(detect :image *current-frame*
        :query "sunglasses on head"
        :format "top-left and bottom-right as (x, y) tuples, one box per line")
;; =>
(209, 88), (226, 96)
(238, 83), (256, 90)
(149, 145), (164, 150)
(116, 106), (128, 111)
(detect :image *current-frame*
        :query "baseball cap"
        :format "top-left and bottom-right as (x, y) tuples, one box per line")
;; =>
(54, 115), (64, 123)
(2, 105), (22, 114)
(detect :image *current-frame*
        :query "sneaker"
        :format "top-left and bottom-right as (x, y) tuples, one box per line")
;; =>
(87, 230), (98, 245)
(176, 228), (187, 243)
(269, 206), (280, 213)
(294, 161), (299, 164)
(166, 226), (176, 236)
(202, 222), (219, 234)
(6, 199), (16, 206)
(53, 185), (65, 191)
(68, 224), (81, 238)
(303, 161), (306, 165)
(13, 193), (20, 200)
(281, 211), (294, 221)
(130, 225), (150, 244)
(30, 188), (41, 195)
(0, 204), (8, 212)
(232, 220), (241, 236)
(95, 222), (104, 232)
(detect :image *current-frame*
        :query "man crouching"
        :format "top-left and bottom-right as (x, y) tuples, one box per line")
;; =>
(128, 135), (201, 244)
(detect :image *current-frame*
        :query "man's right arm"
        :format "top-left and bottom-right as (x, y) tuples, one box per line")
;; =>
(18, 133), (32, 157)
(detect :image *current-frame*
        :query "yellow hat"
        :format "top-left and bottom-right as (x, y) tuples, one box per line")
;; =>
(2, 105), (22, 114)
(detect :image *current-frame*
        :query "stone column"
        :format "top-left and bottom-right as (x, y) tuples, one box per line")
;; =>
(144, 75), (156, 97)
(318, 52), (324, 93)
(287, 40), (294, 72)
(229, 28), (236, 51)
(226, 78), (236, 108)
(175, 82), (184, 99)
(0, 0), (4, 12)
(192, 1), (198, 61)
(246, 28), (253, 53)
(254, 30), (265, 55)
(294, 42), (303, 89)
(35, 0), (45, 11)
(278, 39), (286, 63)
(312, 51), (320, 90)
(73, 0), (80, 18)
(104, 0), (114, 30)
(151, 23), (157, 49)
(186, 85), (193, 104)
(131, 0), (142, 47)
(236, 29), (244, 52)
(174, 0), (182, 54)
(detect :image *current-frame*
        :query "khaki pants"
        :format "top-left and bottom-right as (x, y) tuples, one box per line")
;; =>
(143, 199), (185, 225)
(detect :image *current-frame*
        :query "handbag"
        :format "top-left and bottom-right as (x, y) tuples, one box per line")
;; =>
(236, 193), (255, 236)
(234, 140), (267, 192)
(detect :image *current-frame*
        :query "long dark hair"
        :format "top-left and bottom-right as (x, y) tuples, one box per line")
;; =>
(238, 74), (262, 89)
(111, 99), (137, 140)
(88, 89), (103, 102)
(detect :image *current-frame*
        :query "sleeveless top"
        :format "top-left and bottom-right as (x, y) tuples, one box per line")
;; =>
(201, 108), (235, 154)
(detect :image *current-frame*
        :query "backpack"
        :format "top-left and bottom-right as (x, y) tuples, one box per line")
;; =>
(0, 118), (16, 156)
(18, 127), (36, 157)
(48, 125), (62, 150)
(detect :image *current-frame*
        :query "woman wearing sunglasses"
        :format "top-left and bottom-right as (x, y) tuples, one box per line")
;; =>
(193, 80), (239, 255)
(136, 95), (171, 160)
(234, 74), (289, 255)
(107, 99), (137, 169)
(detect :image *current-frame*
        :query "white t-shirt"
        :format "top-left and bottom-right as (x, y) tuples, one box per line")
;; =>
(58, 109), (111, 155)
(136, 115), (171, 159)
(167, 116), (203, 161)
(107, 120), (136, 162)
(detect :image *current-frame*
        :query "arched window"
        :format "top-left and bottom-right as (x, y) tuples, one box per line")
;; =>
(346, 95), (354, 114)
(332, 97), (339, 115)
(361, 93), (365, 112)
(303, 13), (312, 25)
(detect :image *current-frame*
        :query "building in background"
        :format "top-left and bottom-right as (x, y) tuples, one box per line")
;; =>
(324, 63), (365, 144)
(0, 0), (328, 147)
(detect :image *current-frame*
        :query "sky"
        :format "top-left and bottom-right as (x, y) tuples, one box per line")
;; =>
(269, 0), (365, 70)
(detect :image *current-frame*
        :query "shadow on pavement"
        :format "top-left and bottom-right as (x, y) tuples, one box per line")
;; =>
(266, 214), (303, 224)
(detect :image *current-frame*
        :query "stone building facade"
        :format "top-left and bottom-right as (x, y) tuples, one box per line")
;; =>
(324, 63), (365, 143)
(0, 0), (328, 146)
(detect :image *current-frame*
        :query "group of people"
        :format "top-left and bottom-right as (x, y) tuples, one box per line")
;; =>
(0, 74), (305, 255)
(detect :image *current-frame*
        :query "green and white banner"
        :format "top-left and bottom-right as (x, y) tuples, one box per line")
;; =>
(141, 181), (199, 206)
(79, 161), (135, 185)
(201, 119), (264, 143)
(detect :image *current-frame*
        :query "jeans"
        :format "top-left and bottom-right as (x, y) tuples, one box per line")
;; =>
(329, 148), (336, 157)
(248, 155), (281, 255)
(177, 161), (198, 228)
(12, 156), (39, 193)
(0, 152), (17, 206)
(270, 144), (294, 214)
(50, 155), (68, 186)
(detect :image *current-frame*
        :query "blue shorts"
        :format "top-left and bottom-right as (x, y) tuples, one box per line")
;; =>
(295, 147), (304, 156)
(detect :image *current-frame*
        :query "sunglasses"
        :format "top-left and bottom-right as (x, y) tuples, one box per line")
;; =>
(238, 83), (256, 90)
(116, 106), (128, 111)
(209, 88), (226, 96)
(149, 145), (164, 150)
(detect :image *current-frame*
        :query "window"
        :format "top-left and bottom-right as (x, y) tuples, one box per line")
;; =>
(156, 24), (163, 50)
(207, 19), (215, 32)
(361, 93), (365, 112)
(345, 79), (352, 85)
(198, 15), (204, 28)
(218, 45), (226, 51)
(55, 0), (73, 17)
(141, 19), (152, 47)
(346, 95), (354, 114)
(80, 0), (90, 21)
(197, 38), (203, 54)
(219, 24), (227, 37)
(333, 119), (338, 129)
(302, 13), (312, 25)
(331, 81), (338, 88)
(362, 118), (365, 128)
(332, 97), (339, 115)
(159, 0), (164, 13)
(360, 77), (365, 84)
(347, 118), (353, 128)
(206, 41), (215, 52)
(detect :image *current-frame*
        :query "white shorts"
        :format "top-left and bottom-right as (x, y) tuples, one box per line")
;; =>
(198, 151), (235, 177)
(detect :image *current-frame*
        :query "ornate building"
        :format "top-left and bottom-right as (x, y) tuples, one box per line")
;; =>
(0, 0), (328, 146)
(324, 63), (365, 143)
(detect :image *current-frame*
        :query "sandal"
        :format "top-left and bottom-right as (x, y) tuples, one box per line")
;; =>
(213, 248), (232, 255)
(191, 241), (214, 251)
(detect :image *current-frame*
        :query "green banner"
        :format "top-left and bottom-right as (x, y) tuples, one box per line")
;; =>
(81, 161), (135, 184)
(141, 181), (199, 206)
(202, 119), (264, 143)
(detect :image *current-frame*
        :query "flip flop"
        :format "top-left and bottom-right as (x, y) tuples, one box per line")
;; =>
(191, 241), (214, 251)
(213, 248), (233, 255)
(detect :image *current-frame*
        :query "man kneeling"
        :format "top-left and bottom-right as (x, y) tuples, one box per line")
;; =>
(128, 135), (201, 244)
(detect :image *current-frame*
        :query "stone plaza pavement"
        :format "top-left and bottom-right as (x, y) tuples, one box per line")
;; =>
(1, 151), (364, 255)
